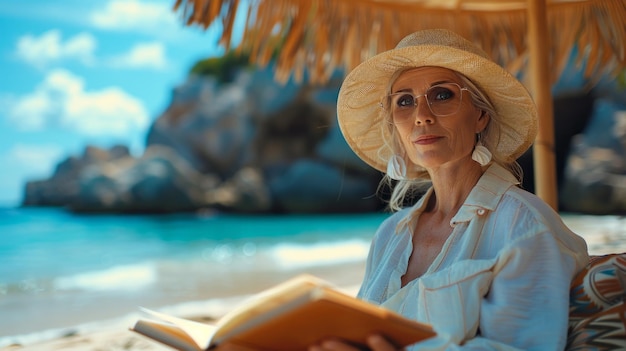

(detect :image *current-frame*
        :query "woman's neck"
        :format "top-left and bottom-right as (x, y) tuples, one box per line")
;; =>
(426, 162), (486, 217)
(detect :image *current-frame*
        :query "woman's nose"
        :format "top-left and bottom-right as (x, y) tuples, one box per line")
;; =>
(413, 97), (434, 125)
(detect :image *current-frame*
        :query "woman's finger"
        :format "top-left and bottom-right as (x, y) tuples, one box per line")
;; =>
(366, 334), (404, 351)
(309, 339), (366, 351)
(215, 342), (259, 351)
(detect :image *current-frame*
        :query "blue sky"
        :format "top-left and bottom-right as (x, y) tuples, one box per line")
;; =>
(0, 0), (244, 207)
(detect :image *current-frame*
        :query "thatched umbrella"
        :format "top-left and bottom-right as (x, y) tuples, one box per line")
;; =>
(172, 0), (626, 210)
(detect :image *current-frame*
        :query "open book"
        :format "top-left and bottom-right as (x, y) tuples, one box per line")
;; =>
(130, 274), (436, 351)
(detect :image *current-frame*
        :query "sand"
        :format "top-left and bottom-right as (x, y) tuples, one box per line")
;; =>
(1, 328), (170, 351)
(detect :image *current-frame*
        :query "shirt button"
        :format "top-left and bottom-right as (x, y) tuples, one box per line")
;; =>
(477, 209), (486, 216)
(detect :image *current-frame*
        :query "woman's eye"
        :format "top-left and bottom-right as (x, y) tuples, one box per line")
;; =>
(431, 87), (454, 101)
(396, 94), (415, 107)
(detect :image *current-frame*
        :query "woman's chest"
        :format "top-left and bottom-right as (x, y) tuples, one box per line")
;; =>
(402, 215), (455, 285)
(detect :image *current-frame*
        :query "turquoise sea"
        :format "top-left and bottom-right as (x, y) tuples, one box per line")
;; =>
(0, 207), (389, 346)
(1, 207), (624, 347)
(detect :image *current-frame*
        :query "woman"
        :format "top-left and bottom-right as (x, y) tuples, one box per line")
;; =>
(310, 29), (589, 350)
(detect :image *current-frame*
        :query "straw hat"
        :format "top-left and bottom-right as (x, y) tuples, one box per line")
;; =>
(337, 29), (538, 178)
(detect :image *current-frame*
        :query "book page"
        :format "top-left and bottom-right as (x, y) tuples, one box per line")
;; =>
(132, 319), (204, 351)
(139, 307), (218, 349)
(212, 274), (331, 339)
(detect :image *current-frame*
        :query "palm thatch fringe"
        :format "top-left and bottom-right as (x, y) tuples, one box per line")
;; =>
(173, 0), (626, 85)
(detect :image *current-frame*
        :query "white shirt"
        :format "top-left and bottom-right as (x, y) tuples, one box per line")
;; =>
(357, 163), (589, 350)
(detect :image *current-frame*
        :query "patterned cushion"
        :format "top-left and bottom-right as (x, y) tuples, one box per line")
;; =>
(566, 253), (626, 350)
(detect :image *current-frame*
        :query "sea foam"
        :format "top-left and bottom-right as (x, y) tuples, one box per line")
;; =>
(53, 263), (157, 292)
(271, 240), (370, 269)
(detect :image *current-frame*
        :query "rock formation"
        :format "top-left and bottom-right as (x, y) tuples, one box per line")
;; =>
(22, 60), (626, 214)
(23, 64), (382, 213)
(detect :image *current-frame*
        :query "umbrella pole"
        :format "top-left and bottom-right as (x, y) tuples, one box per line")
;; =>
(527, 0), (558, 210)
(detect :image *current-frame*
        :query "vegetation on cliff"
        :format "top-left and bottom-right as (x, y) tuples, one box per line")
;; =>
(190, 51), (254, 84)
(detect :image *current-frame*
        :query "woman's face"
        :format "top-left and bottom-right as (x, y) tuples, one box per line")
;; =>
(389, 67), (489, 172)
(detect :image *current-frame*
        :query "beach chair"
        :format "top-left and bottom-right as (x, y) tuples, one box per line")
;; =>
(566, 253), (626, 350)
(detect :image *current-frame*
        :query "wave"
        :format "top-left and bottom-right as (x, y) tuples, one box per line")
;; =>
(196, 238), (370, 274)
(53, 263), (158, 292)
(270, 239), (370, 269)
(4, 237), (370, 296)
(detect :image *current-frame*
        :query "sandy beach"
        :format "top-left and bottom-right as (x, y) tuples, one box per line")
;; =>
(3, 214), (624, 351)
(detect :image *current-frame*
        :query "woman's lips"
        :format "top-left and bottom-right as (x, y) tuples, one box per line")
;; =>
(414, 135), (442, 145)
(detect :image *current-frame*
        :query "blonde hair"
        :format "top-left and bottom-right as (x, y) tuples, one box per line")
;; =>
(378, 69), (523, 212)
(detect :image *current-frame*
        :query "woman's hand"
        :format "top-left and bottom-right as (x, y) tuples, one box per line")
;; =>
(215, 334), (404, 351)
(214, 343), (258, 351)
(309, 334), (404, 351)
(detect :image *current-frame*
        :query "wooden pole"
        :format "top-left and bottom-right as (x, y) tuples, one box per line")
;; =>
(527, 0), (558, 210)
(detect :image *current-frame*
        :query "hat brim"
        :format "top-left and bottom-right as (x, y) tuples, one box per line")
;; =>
(337, 44), (538, 177)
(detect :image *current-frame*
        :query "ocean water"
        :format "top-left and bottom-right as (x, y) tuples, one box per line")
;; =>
(1, 207), (624, 347)
(0, 207), (388, 346)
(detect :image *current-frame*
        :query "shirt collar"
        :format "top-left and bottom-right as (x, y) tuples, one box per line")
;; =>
(450, 163), (519, 225)
(397, 163), (519, 231)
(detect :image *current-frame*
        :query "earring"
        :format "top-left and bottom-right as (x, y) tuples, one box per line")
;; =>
(387, 155), (407, 180)
(472, 139), (492, 166)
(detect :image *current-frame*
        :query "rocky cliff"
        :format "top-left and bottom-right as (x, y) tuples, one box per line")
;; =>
(22, 61), (626, 214)
(22, 63), (381, 214)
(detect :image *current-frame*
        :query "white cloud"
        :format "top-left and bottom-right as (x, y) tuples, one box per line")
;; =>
(15, 30), (168, 71)
(16, 30), (96, 68)
(108, 41), (168, 69)
(7, 69), (150, 136)
(88, 0), (226, 46)
(6, 143), (65, 175)
(91, 0), (179, 34)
